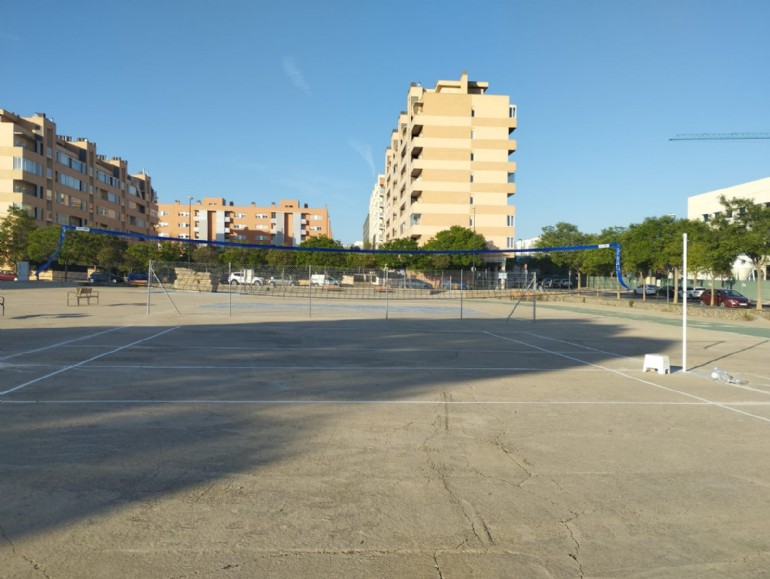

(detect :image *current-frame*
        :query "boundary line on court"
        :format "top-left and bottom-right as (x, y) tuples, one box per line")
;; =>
(0, 326), (181, 396)
(3, 400), (770, 406)
(484, 330), (770, 424)
(0, 327), (126, 362)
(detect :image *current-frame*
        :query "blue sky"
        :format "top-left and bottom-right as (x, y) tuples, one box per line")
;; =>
(3, 0), (769, 245)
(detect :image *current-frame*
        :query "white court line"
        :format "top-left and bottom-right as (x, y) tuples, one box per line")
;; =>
(0, 326), (126, 362)
(0, 327), (181, 396)
(521, 331), (636, 360)
(3, 399), (770, 406)
(43, 365), (549, 371)
(484, 330), (770, 425)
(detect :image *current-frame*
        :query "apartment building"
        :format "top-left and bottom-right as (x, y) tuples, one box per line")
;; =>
(365, 175), (386, 247)
(156, 198), (332, 246)
(0, 109), (157, 234)
(687, 176), (770, 223)
(378, 71), (517, 261)
(687, 176), (770, 280)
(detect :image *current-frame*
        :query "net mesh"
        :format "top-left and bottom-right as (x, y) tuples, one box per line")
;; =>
(148, 261), (534, 299)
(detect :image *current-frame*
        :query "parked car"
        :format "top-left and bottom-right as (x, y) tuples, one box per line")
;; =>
(89, 272), (123, 284)
(0, 269), (16, 281)
(228, 271), (264, 285)
(268, 275), (298, 287)
(700, 289), (750, 308)
(440, 280), (468, 290)
(688, 286), (707, 299)
(391, 278), (433, 289)
(633, 284), (657, 296)
(127, 272), (149, 285)
(310, 274), (340, 287)
(657, 286), (676, 298)
(558, 279), (575, 289)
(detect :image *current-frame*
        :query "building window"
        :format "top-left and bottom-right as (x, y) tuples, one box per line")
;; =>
(507, 237), (516, 249)
(507, 215), (515, 227)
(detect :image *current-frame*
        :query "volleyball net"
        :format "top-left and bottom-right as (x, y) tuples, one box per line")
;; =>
(35, 225), (630, 299)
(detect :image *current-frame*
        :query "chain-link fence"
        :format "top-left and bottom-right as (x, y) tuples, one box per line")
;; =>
(147, 261), (537, 299)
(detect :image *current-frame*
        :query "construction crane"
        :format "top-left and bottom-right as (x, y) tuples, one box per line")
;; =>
(670, 132), (770, 141)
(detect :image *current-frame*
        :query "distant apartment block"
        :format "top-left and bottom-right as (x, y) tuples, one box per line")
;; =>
(156, 198), (332, 246)
(688, 177), (770, 280)
(688, 176), (770, 223)
(365, 175), (386, 247)
(376, 71), (517, 260)
(0, 109), (157, 234)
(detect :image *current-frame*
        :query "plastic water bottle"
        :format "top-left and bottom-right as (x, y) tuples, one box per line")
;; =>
(710, 367), (731, 383)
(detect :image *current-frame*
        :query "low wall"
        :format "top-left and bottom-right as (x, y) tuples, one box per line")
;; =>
(541, 292), (770, 322)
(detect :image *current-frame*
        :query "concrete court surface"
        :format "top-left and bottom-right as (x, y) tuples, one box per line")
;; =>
(1, 284), (770, 578)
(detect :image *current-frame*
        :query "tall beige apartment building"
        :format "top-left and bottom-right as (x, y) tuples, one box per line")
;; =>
(0, 109), (157, 234)
(156, 198), (332, 246)
(377, 72), (517, 262)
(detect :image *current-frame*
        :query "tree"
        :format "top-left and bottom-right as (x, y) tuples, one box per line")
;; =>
(581, 227), (626, 280)
(712, 196), (770, 309)
(621, 219), (663, 301)
(27, 226), (64, 266)
(375, 238), (419, 270)
(0, 206), (36, 269)
(295, 235), (346, 267)
(535, 222), (590, 289)
(345, 248), (377, 270)
(266, 248), (297, 268)
(421, 226), (487, 270)
(219, 244), (268, 268)
(685, 219), (733, 306)
(124, 241), (161, 272)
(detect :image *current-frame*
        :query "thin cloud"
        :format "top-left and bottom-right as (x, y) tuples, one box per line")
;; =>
(282, 56), (311, 95)
(348, 139), (376, 178)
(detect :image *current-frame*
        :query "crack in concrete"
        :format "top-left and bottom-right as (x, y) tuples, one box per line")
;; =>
(432, 553), (445, 578)
(563, 513), (584, 578)
(0, 522), (52, 578)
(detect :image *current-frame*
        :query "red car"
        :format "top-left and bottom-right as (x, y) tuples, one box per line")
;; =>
(0, 270), (16, 281)
(700, 289), (750, 308)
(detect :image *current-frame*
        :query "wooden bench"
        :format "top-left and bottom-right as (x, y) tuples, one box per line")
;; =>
(67, 286), (100, 306)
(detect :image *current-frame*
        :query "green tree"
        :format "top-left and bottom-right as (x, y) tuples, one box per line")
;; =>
(192, 244), (219, 264)
(685, 219), (733, 305)
(581, 227), (626, 280)
(345, 248), (377, 270)
(535, 222), (590, 289)
(621, 219), (661, 300)
(421, 226), (487, 270)
(0, 206), (36, 269)
(124, 241), (161, 272)
(266, 248), (297, 268)
(711, 196), (770, 309)
(376, 238), (419, 269)
(219, 244), (268, 268)
(295, 235), (346, 267)
(27, 225), (64, 266)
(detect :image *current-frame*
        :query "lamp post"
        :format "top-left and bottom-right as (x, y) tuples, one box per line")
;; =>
(188, 196), (193, 264)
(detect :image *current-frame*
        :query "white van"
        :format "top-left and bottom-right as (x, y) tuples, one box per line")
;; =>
(310, 274), (340, 287)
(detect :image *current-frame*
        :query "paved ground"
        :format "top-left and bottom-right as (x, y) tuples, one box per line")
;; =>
(1, 284), (770, 578)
